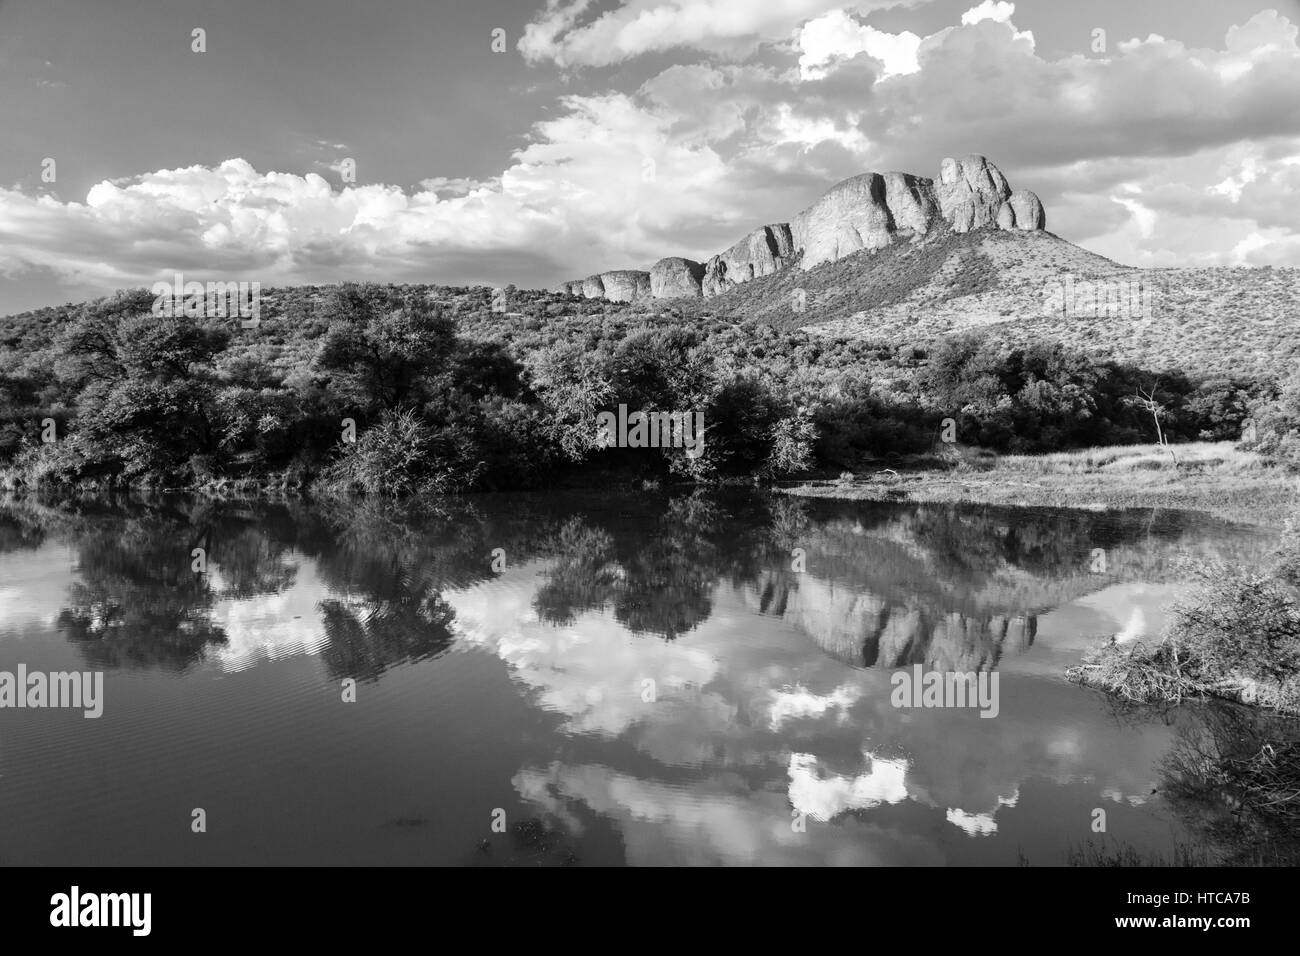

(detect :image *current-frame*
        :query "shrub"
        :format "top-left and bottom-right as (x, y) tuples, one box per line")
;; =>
(315, 407), (478, 498)
(1169, 566), (1300, 684)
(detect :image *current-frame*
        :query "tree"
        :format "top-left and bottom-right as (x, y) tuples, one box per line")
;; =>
(1132, 382), (1177, 466)
(315, 290), (456, 412)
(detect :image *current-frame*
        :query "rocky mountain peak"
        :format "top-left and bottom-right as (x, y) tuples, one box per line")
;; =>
(558, 155), (1046, 302)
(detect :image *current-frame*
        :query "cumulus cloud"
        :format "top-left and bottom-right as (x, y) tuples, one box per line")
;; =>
(4, 5), (1300, 297)
(0, 95), (753, 290)
(796, 9), (922, 79)
(518, 0), (917, 68)
(960, 0), (1015, 26)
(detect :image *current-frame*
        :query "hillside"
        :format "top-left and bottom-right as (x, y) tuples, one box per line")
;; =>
(680, 227), (1300, 382)
(4, 227), (1297, 388)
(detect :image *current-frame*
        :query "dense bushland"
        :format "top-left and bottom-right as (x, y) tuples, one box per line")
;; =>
(0, 281), (1268, 493)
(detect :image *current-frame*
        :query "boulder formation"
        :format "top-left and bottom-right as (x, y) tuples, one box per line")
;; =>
(701, 224), (794, 296)
(559, 154), (1046, 301)
(936, 154), (1011, 232)
(598, 270), (651, 302)
(650, 257), (705, 298)
(1000, 189), (1046, 231)
(556, 270), (652, 301)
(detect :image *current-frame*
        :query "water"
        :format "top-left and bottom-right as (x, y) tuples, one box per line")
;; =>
(0, 491), (1279, 866)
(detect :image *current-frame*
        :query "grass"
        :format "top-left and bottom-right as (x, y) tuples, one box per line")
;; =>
(1063, 838), (1215, 867)
(783, 440), (1300, 527)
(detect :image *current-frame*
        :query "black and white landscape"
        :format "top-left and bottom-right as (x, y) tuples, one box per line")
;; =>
(1, 0), (1299, 874)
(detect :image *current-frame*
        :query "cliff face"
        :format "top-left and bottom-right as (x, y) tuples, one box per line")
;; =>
(557, 155), (1046, 301)
(702, 224), (795, 296)
(649, 257), (705, 298)
(560, 269), (653, 302)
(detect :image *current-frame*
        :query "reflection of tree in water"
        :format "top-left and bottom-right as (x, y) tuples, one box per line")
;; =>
(56, 519), (229, 671)
(35, 494), (546, 678)
(1159, 701), (1300, 865)
(885, 503), (1200, 586)
(533, 494), (772, 641)
(317, 593), (456, 682)
(300, 499), (533, 680)
(28, 498), (300, 671)
(202, 522), (298, 599)
(18, 488), (1276, 678)
(0, 510), (46, 554)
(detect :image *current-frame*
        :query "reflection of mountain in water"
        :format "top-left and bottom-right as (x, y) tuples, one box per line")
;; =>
(1, 489), (1288, 866)
(751, 568), (1037, 669)
(745, 501), (1273, 671)
(0, 490), (1274, 678)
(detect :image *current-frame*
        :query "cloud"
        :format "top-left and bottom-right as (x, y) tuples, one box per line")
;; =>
(796, 9), (922, 79)
(788, 751), (910, 820)
(767, 682), (862, 729)
(960, 0), (1015, 26)
(518, 0), (914, 68)
(4, 6), (1300, 298)
(0, 95), (751, 290)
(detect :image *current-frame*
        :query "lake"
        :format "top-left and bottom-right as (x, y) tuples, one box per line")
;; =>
(0, 490), (1280, 865)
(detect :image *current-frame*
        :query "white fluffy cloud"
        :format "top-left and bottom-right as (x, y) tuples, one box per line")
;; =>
(518, 0), (915, 68)
(960, 0), (1015, 26)
(796, 9), (922, 79)
(0, 95), (751, 290)
(3, 5), (1300, 298)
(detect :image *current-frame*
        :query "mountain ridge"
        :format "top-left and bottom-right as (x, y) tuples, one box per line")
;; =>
(559, 154), (1046, 302)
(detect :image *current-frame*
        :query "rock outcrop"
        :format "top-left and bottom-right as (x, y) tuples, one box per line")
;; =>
(559, 154), (1045, 301)
(789, 172), (944, 271)
(557, 270), (651, 301)
(1001, 189), (1046, 231)
(936, 154), (1012, 233)
(701, 224), (794, 296)
(650, 257), (705, 298)
(598, 270), (651, 302)
(883, 171), (942, 237)
(791, 174), (892, 271)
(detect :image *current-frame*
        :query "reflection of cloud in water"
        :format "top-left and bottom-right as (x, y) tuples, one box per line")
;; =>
(947, 808), (996, 836)
(206, 558), (331, 672)
(946, 791), (1018, 837)
(0, 546), (76, 633)
(767, 684), (861, 730)
(1075, 583), (1173, 643)
(513, 761), (944, 866)
(449, 562), (721, 738)
(1101, 787), (1150, 807)
(788, 752), (909, 821)
(450, 562), (1182, 861)
(1115, 607), (1147, 644)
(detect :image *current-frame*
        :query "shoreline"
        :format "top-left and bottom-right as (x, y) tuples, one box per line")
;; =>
(781, 464), (1298, 528)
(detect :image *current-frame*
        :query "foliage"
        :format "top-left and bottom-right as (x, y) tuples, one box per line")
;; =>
(0, 280), (1278, 494)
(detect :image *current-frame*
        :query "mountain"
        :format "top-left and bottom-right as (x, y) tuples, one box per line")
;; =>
(5, 151), (1296, 385)
(664, 227), (1300, 381)
(558, 154), (1046, 302)
(550, 153), (1299, 381)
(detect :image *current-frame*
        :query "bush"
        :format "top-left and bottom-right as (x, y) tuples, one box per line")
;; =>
(315, 407), (479, 498)
(1169, 566), (1300, 684)
(1072, 514), (1300, 714)
(1244, 371), (1300, 468)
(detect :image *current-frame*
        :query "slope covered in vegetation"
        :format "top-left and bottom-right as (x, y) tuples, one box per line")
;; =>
(1, 258), (1296, 494)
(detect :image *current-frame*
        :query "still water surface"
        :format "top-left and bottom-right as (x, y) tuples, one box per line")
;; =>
(0, 491), (1278, 865)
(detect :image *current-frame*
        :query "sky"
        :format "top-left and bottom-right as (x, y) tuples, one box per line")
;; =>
(1, 0), (1299, 313)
